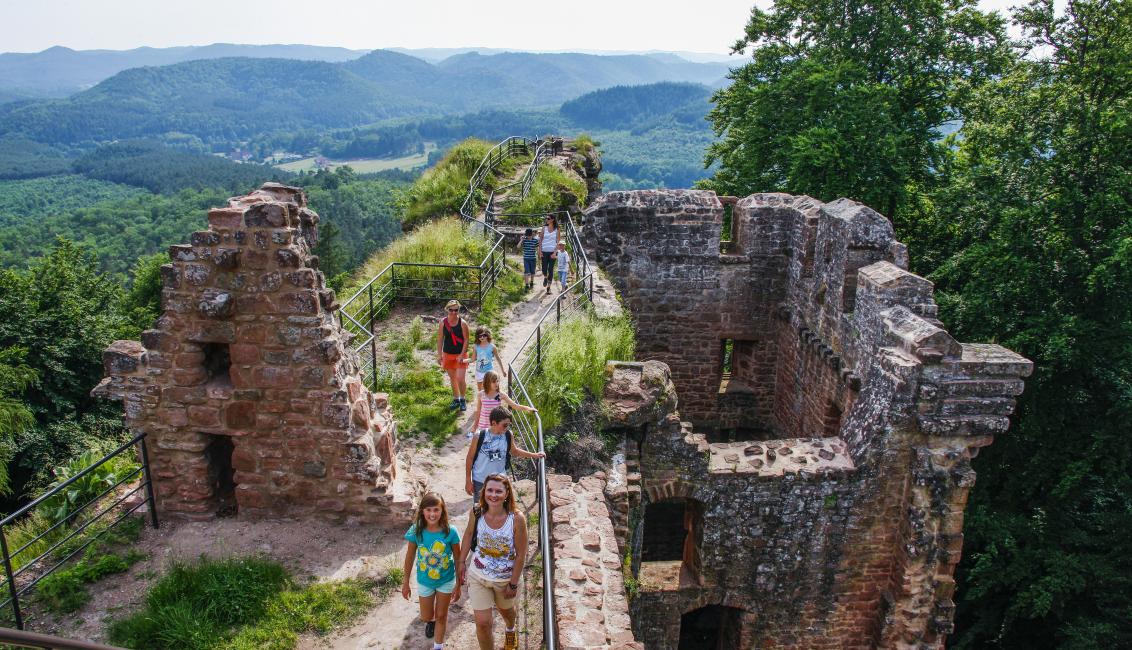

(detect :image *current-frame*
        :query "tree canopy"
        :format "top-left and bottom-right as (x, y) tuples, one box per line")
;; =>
(704, 0), (1009, 218)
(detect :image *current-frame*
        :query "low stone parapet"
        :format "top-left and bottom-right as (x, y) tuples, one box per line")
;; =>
(547, 473), (641, 650)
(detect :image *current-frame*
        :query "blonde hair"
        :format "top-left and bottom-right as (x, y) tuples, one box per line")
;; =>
(482, 370), (500, 394)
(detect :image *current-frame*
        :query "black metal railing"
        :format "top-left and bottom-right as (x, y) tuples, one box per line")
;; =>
(0, 434), (158, 629)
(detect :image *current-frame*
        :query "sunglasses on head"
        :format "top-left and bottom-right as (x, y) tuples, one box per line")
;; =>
(447, 308), (459, 312)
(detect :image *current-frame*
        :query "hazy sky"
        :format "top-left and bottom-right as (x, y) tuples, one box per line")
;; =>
(2, 0), (1028, 55)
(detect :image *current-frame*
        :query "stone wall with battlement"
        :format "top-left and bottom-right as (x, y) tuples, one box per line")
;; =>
(93, 184), (414, 524)
(588, 191), (1032, 649)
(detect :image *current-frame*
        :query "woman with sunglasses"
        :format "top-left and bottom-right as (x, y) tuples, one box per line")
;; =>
(537, 214), (559, 294)
(436, 299), (471, 411)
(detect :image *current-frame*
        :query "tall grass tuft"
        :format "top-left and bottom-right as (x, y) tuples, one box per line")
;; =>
(507, 163), (588, 216)
(108, 556), (375, 650)
(397, 137), (530, 230)
(525, 312), (635, 433)
(342, 218), (492, 299)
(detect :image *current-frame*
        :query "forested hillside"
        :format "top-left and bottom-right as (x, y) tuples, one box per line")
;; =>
(0, 51), (729, 147)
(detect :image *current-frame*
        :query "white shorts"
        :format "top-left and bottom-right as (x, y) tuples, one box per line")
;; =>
(475, 370), (492, 383)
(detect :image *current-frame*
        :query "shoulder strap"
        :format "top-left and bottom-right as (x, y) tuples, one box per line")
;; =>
(505, 430), (512, 471)
(475, 430), (487, 459)
(470, 505), (481, 551)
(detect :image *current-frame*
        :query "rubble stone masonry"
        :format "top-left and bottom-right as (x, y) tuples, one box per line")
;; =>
(588, 192), (1032, 648)
(94, 184), (413, 524)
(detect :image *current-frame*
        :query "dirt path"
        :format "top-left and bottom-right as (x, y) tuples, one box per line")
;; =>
(313, 270), (554, 650)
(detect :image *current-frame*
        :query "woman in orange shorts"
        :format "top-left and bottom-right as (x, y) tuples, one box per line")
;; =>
(436, 299), (470, 411)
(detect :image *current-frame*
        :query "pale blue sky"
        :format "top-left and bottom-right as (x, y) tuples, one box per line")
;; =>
(1, 0), (1031, 55)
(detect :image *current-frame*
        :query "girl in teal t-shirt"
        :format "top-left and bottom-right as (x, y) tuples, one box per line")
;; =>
(401, 492), (461, 649)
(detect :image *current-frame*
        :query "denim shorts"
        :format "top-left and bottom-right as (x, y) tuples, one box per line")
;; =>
(418, 576), (457, 597)
(523, 257), (536, 274)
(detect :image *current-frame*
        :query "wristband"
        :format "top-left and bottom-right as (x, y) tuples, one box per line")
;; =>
(508, 582), (518, 589)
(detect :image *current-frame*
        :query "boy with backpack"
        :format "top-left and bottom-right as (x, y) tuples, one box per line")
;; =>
(464, 407), (545, 501)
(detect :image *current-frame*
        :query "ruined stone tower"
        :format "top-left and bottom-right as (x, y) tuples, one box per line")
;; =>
(94, 184), (413, 524)
(588, 191), (1032, 649)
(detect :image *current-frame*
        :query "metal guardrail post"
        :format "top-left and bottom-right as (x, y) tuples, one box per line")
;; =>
(536, 326), (541, 373)
(138, 435), (159, 530)
(368, 284), (378, 392)
(0, 525), (22, 629)
(556, 298), (561, 324)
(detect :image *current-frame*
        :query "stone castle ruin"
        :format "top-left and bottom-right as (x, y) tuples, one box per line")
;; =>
(90, 177), (1031, 648)
(588, 191), (1032, 648)
(94, 184), (413, 523)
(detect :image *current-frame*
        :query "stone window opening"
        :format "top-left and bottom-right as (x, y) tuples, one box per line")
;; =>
(719, 339), (734, 384)
(823, 402), (843, 438)
(842, 266), (859, 313)
(679, 605), (743, 649)
(201, 342), (232, 387)
(204, 434), (238, 517)
(720, 203), (737, 254)
(641, 497), (704, 583)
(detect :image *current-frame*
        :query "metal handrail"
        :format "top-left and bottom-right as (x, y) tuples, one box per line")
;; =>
(0, 627), (124, 649)
(0, 433), (159, 629)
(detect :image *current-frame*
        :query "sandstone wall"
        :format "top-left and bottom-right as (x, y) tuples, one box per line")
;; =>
(589, 192), (1032, 649)
(94, 184), (413, 524)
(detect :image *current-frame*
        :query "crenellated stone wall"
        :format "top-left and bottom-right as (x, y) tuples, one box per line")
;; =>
(588, 191), (1032, 649)
(93, 183), (415, 524)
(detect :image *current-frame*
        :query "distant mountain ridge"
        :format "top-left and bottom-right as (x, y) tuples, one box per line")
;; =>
(0, 44), (733, 98)
(0, 50), (732, 145)
(0, 44), (372, 96)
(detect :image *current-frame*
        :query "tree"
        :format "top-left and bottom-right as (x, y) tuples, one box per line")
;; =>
(0, 348), (36, 495)
(908, 1), (1132, 646)
(703, 0), (1009, 219)
(0, 239), (133, 422)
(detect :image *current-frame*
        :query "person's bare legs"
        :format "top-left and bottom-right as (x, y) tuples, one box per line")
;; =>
(445, 366), (461, 399)
(499, 606), (516, 630)
(419, 593), (435, 627)
(474, 609), (494, 650)
(433, 592), (453, 643)
(456, 367), (467, 401)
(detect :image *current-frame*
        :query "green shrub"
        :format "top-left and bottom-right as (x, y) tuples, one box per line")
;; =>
(36, 548), (144, 613)
(526, 312), (636, 432)
(108, 556), (373, 650)
(41, 449), (141, 526)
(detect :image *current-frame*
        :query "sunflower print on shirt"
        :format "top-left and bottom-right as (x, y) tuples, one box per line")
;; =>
(417, 540), (452, 581)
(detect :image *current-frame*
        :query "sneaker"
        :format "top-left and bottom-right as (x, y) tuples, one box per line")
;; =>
(459, 398), (467, 412)
(449, 398), (460, 411)
(425, 621), (435, 639)
(504, 630), (517, 650)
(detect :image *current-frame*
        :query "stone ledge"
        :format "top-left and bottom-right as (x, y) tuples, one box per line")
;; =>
(707, 437), (855, 477)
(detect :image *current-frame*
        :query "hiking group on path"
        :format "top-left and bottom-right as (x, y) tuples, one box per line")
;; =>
(408, 234), (564, 649)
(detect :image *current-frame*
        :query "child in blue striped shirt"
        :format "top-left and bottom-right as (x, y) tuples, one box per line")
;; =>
(520, 228), (538, 290)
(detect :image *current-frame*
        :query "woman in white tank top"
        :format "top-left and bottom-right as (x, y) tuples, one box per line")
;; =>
(458, 474), (529, 650)
(538, 215), (559, 290)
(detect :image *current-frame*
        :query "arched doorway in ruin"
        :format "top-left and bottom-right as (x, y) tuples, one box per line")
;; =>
(679, 604), (742, 649)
